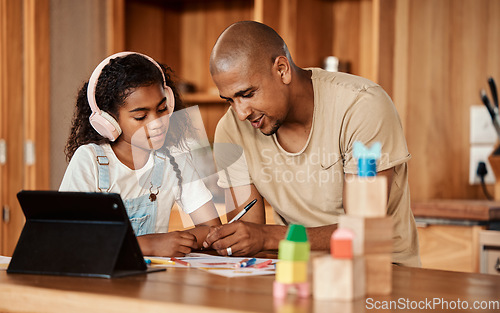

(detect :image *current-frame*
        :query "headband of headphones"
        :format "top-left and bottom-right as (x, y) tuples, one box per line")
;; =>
(87, 51), (174, 141)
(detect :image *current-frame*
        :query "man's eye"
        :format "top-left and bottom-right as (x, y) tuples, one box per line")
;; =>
(242, 92), (253, 98)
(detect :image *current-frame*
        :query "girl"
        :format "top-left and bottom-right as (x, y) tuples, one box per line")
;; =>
(60, 52), (221, 257)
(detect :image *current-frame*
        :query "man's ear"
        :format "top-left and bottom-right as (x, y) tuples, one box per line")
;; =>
(274, 56), (292, 84)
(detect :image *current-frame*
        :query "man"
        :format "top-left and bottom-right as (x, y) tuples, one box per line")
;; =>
(203, 21), (420, 267)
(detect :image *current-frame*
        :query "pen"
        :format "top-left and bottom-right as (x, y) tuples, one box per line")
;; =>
(241, 258), (257, 267)
(253, 259), (273, 268)
(488, 77), (498, 109)
(228, 199), (257, 223)
(144, 257), (176, 265)
(234, 258), (250, 268)
(171, 257), (191, 267)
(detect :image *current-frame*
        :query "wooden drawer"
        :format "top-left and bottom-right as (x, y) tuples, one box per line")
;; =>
(416, 223), (483, 273)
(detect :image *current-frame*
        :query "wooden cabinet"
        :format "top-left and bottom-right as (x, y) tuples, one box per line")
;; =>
(413, 200), (500, 273)
(0, 0), (50, 256)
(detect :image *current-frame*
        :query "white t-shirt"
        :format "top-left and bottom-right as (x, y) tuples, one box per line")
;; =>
(59, 143), (213, 233)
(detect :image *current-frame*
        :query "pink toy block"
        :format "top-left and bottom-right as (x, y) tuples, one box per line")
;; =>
(273, 281), (310, 299)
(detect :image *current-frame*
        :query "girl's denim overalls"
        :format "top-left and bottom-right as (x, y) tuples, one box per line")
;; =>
(92, 144), (166, 236)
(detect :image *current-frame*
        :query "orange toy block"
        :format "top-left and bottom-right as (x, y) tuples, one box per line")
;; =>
(330, 228), (354, 259)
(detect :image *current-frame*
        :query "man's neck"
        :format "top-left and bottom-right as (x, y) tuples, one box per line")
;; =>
(275, 68), (314, 153)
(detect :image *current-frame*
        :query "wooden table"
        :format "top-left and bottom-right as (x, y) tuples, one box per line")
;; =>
(1, 264), (499, 313)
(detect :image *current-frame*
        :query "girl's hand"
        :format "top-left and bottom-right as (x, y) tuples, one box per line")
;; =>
(138, 231), (198, 257)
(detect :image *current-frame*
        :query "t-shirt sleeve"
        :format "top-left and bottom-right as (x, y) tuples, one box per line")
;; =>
(174, 152), (213, 214)
(213, 110), (253, 189)
(341, 86), (411, 174)
(59, 145), (99, 192)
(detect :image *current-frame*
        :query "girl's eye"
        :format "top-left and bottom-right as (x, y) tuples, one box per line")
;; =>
(158, 102), (169, 113)
(134, 115), (146, 121)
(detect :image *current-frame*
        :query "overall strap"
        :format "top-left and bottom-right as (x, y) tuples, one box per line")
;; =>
(90, 144), (110, 192)
(150, 149), (167, 192)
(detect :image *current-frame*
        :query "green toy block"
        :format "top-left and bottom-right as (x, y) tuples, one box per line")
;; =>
(278, 240), (310, 261)
(285, 224), (308, 242)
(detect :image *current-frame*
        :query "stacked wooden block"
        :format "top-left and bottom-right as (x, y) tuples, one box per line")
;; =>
(313, 142), (393, 300)
(273, 224), (310, 298)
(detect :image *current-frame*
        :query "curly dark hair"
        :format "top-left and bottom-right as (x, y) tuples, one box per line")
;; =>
(65, 53), (195, 195)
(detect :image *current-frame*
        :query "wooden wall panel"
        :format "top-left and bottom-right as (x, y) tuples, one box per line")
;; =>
(23, 0), (50, 191)
(0, 0), (24, 256)
(106, 0), (125, 53)
(331, 0), (361, 76)
(398, 0), (500, 201)
(125, 1), (173, 65)
(180, 0), (253, 93)
(294, 0), (334, 68)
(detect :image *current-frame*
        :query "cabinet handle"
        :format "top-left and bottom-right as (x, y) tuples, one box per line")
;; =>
(495, 258), (500, 273)
(2, 205), (9, 223)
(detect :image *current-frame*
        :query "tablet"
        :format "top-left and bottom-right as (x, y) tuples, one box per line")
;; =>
(8, 190), (164, 278)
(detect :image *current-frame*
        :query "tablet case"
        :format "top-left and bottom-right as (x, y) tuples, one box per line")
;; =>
(7, 190), (165, 278)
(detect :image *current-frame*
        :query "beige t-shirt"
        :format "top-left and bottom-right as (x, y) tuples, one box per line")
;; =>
(214, 68), (420, 267)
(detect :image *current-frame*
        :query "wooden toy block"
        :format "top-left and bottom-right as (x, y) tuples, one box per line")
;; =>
(365, 253), (392, 295)
(276, 260), (308, 284)
(330, 228), (354, 259)
(278, 240), (310, 262)
(344, 176), (387, 217)
(313, 255), (365, 301)
(338, 215), (393, 255)
(273, 281), (310, 299)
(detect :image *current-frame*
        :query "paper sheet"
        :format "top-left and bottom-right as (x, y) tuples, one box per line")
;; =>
(0, 256), (11, 271)
(145, 253), (277, 277)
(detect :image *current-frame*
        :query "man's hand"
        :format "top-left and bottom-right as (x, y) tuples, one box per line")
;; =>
(203, 221), (266, 256)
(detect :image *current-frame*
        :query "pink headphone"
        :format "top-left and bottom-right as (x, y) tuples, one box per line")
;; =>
(87, 51), (175, 141)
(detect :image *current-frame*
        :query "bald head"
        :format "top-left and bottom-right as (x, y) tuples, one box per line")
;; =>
(210, 21), (293, 75)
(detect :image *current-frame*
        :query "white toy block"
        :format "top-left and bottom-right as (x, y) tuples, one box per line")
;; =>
(338, 215), (393, 255)
(345, 176), (387, 217)
(313, 255), (365, 301)
(365, 253), (392, 295)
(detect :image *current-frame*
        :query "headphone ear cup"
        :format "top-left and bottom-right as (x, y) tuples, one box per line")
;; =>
(89, 111), (122, 142)
(165, 86), (175, 112)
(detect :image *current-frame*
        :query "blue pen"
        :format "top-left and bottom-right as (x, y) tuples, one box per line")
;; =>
(241, 258), (257, 268)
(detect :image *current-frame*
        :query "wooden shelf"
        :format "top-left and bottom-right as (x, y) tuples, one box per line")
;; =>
(412, 200), (500, 221)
